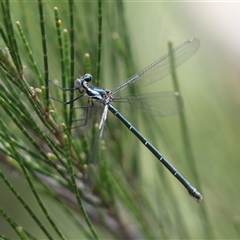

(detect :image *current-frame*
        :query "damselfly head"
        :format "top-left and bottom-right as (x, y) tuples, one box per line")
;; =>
(75, 74), (92, 88)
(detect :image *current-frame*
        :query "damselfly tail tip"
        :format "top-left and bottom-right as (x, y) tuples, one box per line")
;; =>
(189, 189), (203, 203)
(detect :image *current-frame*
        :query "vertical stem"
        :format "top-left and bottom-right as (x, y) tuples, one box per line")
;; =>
(37, 0), (49, 107)
(4, 0), (22, 74)
(96, 0), (102, 87)
(63, 133), (99, 240)
(68, 0), (75, 128)
(54, 7), (68, 123)
(168, 40), (214, 238)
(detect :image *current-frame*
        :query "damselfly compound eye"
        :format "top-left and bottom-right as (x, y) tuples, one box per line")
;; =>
(75, 77), (84, 88)
(84, 74), (92, 82)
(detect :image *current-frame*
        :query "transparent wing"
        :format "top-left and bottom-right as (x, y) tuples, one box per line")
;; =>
(113, 91), (183, 117)
(111, 38), (200, 95)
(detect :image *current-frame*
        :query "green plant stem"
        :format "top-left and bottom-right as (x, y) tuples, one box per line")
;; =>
(63, 130), (99, 240)
(110, 172), (155, 239)
(54, 7), (68, 123)
(0, 119), (66, 240)
(96, 0), (102, 87)
(37, 0), (49, 108)
(0, 169), (54, 240)
(2, 0), (22, 74)
(16, 21), (44, 86)
(168, 40), (213, 238)
(68, 0), (75, 128)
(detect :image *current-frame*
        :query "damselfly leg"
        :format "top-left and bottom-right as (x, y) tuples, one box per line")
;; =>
(49, 79), (93, 129)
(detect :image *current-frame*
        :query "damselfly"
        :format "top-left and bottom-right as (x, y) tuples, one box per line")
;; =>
(51, 38), (203, 202)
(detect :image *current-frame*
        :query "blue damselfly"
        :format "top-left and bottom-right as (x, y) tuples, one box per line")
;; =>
(51, 38), (203, 202)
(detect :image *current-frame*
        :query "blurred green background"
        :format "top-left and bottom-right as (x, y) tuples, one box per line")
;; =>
(1, 1), (240, 239)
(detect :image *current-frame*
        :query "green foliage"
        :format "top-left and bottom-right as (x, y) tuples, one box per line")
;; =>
(1, 0), (239, 240)
(0, 0), (151, 239)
